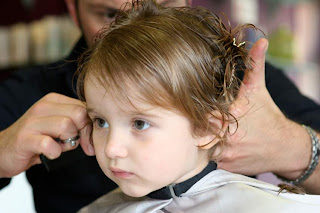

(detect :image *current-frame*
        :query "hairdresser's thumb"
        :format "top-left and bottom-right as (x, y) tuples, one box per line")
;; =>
(243, 38), (269, 89)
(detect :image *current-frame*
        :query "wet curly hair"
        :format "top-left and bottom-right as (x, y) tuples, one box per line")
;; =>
(76, 0), (260, 159)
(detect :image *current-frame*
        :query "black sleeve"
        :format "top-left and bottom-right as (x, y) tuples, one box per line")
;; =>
(0, 67), (48, 130)
(0, 61), (77, 131)
(0, 67), (48, 190)
(265, 62), (320, 131)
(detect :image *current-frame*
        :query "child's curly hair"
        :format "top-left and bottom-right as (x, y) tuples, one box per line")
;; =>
(76, 0), (260, 159)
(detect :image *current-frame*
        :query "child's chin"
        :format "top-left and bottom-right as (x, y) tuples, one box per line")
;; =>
(121, 187), (150, 198)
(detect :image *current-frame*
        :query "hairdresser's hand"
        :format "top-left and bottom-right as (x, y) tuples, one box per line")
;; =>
(217, 38), (311, 178)
(0, 93), (90, 177)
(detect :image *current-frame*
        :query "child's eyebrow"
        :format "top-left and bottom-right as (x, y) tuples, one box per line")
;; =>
(125, 110), (162, 119)
(86, 106), (163, 119)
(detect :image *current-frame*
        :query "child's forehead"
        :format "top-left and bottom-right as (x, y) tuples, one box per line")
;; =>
(85, 74), (174, 114)
(87, 67), (174, 98)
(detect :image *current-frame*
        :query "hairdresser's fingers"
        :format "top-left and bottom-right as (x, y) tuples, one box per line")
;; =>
(0, 114), (84, 177)
(42, 92), (84, 106)
(27, 116), (81, 150)
(25, 134), (62, 160)
(29, 102), (88, 131)
(242, 38), (269, 89)
(30, 95), (88, 130)
(0, 127), (62, 177)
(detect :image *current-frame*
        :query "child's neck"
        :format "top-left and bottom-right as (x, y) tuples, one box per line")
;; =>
(147, 161), (217, 200)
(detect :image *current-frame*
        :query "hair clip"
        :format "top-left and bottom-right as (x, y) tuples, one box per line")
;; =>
(233, 38), (245, 48)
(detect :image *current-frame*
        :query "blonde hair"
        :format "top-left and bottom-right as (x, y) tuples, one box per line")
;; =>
(77, 0), (258, 156)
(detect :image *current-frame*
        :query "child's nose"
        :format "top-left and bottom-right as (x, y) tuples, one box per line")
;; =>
(104, 130), (128, 159)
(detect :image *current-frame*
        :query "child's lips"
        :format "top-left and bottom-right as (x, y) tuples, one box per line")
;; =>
(110, 167), (134, 179)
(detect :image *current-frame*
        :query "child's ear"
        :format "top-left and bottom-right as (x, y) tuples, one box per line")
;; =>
(197, 111), (228, 150)
(79, 122), (96, 156)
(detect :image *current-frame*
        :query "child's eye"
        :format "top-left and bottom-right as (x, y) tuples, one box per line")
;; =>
(94, 118), (109, 128)
(133, 120), (150, 131)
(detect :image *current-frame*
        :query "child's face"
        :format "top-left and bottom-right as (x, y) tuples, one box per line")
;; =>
(85, 77), (210, 197)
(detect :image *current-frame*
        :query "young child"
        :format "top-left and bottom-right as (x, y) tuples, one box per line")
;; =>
(76, 0), (320, 212)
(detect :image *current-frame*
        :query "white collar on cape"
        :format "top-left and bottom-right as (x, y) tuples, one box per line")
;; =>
(78, 169), (320, 213)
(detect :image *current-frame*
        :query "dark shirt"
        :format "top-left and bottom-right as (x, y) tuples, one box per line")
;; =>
(1, 36), (320, 212)
(265, 65), (320, 130)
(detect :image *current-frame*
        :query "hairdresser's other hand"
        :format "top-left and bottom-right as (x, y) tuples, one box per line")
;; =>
(0, 93), (90, 177)
(217, 38), (311, 179)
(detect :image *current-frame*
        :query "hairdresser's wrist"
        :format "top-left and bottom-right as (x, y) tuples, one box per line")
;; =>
(272, 120), (311, 180)
(300, 160), (320, 194)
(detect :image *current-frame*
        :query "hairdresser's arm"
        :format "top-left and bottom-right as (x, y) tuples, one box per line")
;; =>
(265, 60), (320, 194)
(0, 93), (90, 178)
(273, 124), (320, 194)
(217, 38), (320, 194)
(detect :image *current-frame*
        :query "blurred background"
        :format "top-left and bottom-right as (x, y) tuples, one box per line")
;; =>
(196, 0), (320, 103)
(0, 0), (319, 212)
